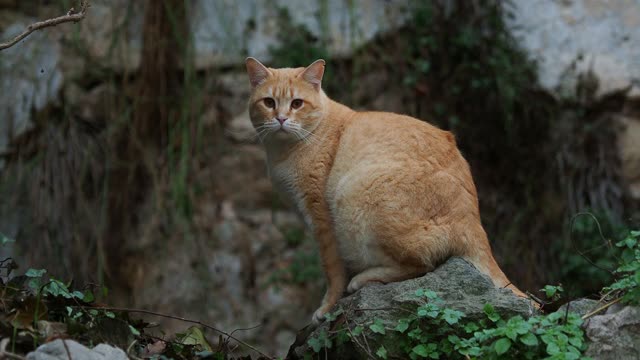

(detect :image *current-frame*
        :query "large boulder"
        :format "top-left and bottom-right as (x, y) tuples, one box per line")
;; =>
(584, 305), (640, 359)
(287, 257), (537, 359)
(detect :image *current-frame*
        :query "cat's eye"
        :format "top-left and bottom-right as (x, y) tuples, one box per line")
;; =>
(264, 98), (276, 108)
(291, 99), (303, 109)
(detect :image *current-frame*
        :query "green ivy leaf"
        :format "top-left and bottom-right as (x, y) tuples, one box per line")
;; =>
(324, 308), (343, 322)
(26, 268), (46, 277)
(82, 290), (95, 303)
(520, 333), (538, 346)
(463, 322), (479, 333)
(369, 319), (386, 335)
(494, 338), (511, 355)
(395, 319), (410, 333)
(335, 329), (350, 346)
(412, 344), (430, 358)
(424, 290), (438, 300)
(623, 236), (638, 249)
(546, 342), (560, 355)
(541, 285), (563, 299)
(129, 325), (141, 336)
(352, 326), (363, 336)
(376, 345), (388, 359)
(308, 337), (322, 353)
(483, 304), (500, 322)
(442, 309), (464, 325)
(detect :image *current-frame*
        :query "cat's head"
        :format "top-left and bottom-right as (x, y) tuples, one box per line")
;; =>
(245, 57), (327, 143)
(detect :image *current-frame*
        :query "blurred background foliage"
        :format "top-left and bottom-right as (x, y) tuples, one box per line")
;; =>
(0, 0), (638, 355)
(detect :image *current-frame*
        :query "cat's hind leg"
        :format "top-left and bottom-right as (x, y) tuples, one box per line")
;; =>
(347, 266), (426, 293)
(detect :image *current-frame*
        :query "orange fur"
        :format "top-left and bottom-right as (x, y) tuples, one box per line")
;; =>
(245, 58), (527, 323)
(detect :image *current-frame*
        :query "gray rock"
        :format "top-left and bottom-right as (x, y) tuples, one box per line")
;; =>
(507, 0), (640, 98)
(287, 257), (537, 359)
(0, 20), (63, 169)
(73, 0), (411, 71)
(191, 0), (410, 68)
(78, 0), (143, 71)
(26, 339), (127, 360)
(557, 298), (600, 318)
(584, 306), (640, 360)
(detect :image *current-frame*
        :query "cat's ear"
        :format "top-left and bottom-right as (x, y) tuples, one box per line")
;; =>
(299, 59), (325, 90)
(245, 57), (272, 88)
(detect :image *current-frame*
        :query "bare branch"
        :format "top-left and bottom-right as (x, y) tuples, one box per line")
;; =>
(0, 0), (89, 51)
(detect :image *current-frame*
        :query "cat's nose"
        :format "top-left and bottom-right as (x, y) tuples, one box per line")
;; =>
(276, 116), (288, 125)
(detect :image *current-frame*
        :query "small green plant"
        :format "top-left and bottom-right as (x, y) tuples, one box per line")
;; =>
(604, 230), (640, 304)
(25, 268), (93, 301)
(306, 289), (589, 359)
(540, 284), (564, 302)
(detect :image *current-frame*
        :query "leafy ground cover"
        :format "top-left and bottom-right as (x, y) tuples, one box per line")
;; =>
(0, 238), (272, 359)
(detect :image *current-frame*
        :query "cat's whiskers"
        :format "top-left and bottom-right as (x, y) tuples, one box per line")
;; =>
(298, 130), (318, 146)
(254, 121), (281, 141)
(287, 123), (319, 146)
(253, 126), (271, 141)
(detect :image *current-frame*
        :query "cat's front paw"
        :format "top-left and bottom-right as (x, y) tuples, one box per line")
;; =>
(347, 278), (364, 293)
(312, 307), (327, 325)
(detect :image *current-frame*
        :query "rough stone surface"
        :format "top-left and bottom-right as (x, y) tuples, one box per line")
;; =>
(584, 306), (640, 360)
(288, 257), (537, 359)
(72, 0), (410, 71)
(557, 298), (600, 318)
(0, 20), (62, 169)
(78, 0), (143, 71)
(191, 0), (410, 68)
(507, 0), (640, 98)
(26, 339), (127, 360)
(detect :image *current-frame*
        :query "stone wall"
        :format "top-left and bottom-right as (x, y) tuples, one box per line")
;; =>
(508, 0), (640, 199)
(1, 0), (639, 357)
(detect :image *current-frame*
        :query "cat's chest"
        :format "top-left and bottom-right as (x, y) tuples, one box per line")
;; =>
(268, 159), (313, 226)
(269, 160), (299, 199)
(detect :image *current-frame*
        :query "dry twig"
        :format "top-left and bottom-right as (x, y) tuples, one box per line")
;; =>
(0, 1), (89, 51)
(581, 297), (623, 320)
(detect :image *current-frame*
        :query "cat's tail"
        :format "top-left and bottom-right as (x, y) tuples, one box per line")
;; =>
(459, 224), (529, 300)
(462, 251), (528, 299)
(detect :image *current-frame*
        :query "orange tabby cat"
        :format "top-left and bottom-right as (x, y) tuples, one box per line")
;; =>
(245, 57), (527, 323)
